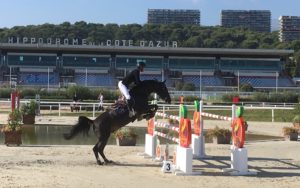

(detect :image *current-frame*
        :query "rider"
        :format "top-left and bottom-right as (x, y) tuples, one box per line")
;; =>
(118, 61), (146, 117)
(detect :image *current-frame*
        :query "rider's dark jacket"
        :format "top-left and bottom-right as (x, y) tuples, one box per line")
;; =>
(121, 68), (141, 87)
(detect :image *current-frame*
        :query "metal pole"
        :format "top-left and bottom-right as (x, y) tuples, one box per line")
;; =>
(275, 71), (278, 93)
(199, 100), (206, 157)
(58, 103), (61, 117)
(231, 104), (236, 124)
(200, 70), (202, 99)
(237, 70), (240, 94)
(93, 104), (95, 118)
(200, 100), (204, 138)
(85, 68), (88, 87)
(47, 67), (50, 91)
(125, 58), (128, 77)
(162, 58), (164, 81)
(9, 66), (11, 89)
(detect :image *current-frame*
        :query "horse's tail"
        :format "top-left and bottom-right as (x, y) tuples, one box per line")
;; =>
(63, 116), (93, 140)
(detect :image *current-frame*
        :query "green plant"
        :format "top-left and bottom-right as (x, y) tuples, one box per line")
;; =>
(21, 88), (39, 99)
(174, 81), (184, 91)
(206, 126), (231, 138)
(21, 100), (37, 116)
(239, 83), (254, 92)
(251, 92), (269, 102)
(113, 127), (138, 140)
(182, 83), (196, 91)
(0, 88), (12, 98)
(282, 126), (298, 135)
(292, 115), (300, 124)
(1, 109), (22, 132)
(66, 86), (92, 100)
(221, 93), (239, 102)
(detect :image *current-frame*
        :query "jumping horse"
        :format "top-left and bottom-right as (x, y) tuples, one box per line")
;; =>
(63, 80), (171, 165)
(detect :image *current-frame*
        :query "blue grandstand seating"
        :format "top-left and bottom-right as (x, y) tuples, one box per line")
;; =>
(239, 76), (294, 87)
(74, 73), (113, 86)
(278, 76), (295, 87)
(20, 72), (59, 85)
(140, 75), (162, 81)
(183, 75), (224, 87)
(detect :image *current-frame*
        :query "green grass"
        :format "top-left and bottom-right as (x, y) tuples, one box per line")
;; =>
(0, 108), (297, 122)
(162, 109), (297, 122)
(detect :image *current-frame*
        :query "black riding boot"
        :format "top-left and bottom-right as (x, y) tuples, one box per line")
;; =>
(127, 99), (135, 117)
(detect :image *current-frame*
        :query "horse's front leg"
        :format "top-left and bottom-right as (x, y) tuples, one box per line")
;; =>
(149, 104), (158, 112)
(143, 104), (158, 120)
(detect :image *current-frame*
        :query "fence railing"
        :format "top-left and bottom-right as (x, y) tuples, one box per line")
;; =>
(0, 99), (295, 122)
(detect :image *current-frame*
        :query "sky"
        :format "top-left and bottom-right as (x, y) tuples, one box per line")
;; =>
(0, 0), (300, 28)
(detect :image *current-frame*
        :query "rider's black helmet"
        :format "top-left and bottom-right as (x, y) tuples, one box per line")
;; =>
(137, 61), (146, 67)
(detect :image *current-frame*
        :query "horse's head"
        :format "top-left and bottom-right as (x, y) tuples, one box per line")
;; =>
(155, 80), (171, 104)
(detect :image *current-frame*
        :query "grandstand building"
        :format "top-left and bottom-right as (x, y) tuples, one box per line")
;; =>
(148, 9), (200, 25)
(0, 42), (294, 89)
(221, 10), (271, 33)
(279, 16), (300, 42)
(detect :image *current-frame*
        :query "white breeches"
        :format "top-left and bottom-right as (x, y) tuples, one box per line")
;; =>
(118, 81), (131, 100)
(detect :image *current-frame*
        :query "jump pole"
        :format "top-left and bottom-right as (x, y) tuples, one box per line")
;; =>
(191, 100), (209, 158)
(222, 106), (257, 176)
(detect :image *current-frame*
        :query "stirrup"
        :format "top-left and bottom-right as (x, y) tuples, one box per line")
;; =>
(129, 109), (135, 117)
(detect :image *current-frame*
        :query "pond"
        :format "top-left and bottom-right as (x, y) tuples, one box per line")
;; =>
(0, 125), (283, 146)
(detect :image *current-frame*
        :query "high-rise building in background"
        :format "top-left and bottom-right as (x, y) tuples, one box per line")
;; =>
(147, 9), (200, 25)
(221, 10), (271, 33)
(279, 16), (300, 42)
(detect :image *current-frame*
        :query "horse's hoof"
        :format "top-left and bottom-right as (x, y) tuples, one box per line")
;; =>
(105, 160), (113, 164)
(97, 161), (104, 165)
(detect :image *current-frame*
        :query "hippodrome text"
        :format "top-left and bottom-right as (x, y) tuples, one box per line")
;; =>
(7, 37), (178, 48)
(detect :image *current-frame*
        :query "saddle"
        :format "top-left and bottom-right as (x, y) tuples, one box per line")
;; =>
(109, 100), (128, 116)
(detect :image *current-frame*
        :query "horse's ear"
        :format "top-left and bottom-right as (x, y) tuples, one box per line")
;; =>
(163, 79), (166, 83)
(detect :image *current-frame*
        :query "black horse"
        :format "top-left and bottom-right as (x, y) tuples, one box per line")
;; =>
(63, 80), (171, 165)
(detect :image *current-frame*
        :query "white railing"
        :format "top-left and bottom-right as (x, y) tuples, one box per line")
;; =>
(0, 100), (295, 121)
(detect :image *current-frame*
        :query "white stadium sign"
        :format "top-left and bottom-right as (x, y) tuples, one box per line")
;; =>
(7, 37), (178, 48)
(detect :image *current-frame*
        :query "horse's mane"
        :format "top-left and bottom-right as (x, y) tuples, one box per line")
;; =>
(130, 80), (160, 94)
(136, 80), (160, 88)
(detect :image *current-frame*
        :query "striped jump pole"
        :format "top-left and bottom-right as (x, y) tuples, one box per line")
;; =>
(154, 131), (180, 144)
(192, 100), (236, 159)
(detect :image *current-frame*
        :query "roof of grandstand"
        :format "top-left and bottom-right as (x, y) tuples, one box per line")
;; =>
(0, 43), (294, 59)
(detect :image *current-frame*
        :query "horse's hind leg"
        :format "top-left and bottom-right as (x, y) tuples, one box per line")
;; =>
(98, 136), (113, 164)
(93, 142), (103, 165)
